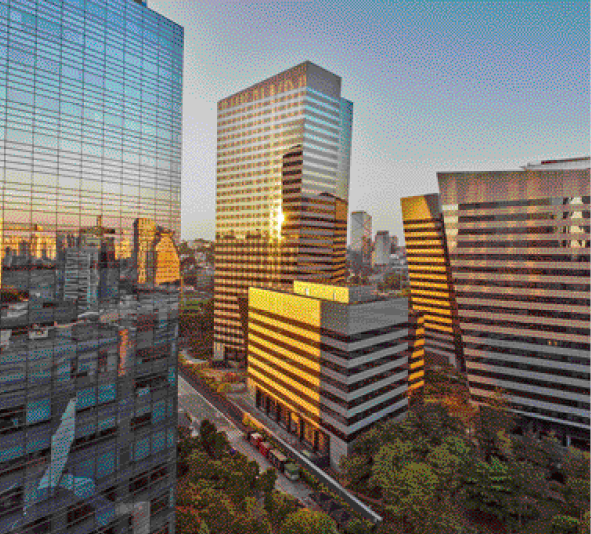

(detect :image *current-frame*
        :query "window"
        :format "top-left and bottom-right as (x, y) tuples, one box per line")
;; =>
(26, 399), (51, 425)
(67, 502), (94, 527)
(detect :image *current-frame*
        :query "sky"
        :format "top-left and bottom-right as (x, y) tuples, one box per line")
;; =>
(149, 0), (589, 245)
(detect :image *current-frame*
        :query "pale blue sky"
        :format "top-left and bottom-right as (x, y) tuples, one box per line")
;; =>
(149, 0), (589, 244)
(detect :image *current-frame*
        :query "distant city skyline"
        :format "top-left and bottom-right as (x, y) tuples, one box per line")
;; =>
(152, 0), (589, 244)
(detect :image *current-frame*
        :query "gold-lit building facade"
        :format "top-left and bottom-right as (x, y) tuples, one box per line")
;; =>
(407, 309), (425, 394)
(401, 194), (465, 371)
(247, 281), (422, 470)
(438, 160), (590, 446)
(214, 62), (353, 366)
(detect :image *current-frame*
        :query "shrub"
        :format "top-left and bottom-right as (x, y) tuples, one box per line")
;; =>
(551, 515), (581, 534)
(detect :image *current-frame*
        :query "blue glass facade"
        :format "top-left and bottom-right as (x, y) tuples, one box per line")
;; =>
(0, 0), (182, 533)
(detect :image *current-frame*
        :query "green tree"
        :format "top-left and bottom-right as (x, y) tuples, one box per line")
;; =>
(199, 493), (237, 534)
(426, 435), (472, 497)
(397, 402), (465, 455)
(507, 459), (550, 531)
(267, 491), (300, 533)
(280, 510), (339, 534)
(373, 459), (440, 530)
(463, 456), (514, 525)
(345, 518), (373, 534)
(370, 439), (419, 490)
(474, 390), (517, 460)
(198, 419), (229, 459)
(257, 467), (278, 513)
(226, 469), (251, 508)
(177, 506), (204, 534)
(551, 515), (581, 534)
(235, 514), (273, 534)
(340, 426), (383, 491)
(561, 447), (590, 526)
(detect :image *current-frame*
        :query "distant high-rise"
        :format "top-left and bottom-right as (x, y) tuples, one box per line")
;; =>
(401, 194), (465, 370)
(350, 211), (372, 272)
(214, 62), (354, 366)
(373, 231), (392, 267)
(438, 158), (590, 447)
(0, 1), (183, 532)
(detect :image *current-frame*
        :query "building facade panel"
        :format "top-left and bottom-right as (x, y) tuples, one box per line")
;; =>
(0, 1), (183, 532)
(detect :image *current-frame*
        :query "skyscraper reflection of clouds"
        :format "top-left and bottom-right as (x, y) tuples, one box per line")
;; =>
(0, 0), (183, 533)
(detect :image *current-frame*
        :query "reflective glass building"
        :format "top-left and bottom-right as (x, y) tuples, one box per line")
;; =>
(0, 0), (183, 533)
(214, 62), (353, 366)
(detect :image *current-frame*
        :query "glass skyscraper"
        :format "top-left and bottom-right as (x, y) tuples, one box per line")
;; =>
(0, 1), (183, 533)
(214, 62), (353, 367)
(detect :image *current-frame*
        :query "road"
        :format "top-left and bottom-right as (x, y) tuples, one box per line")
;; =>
(178, 376), (314, 505)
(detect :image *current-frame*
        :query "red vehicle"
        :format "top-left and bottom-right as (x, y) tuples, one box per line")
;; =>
(249, 432), (263, 448)
(258, 441), (272, 458)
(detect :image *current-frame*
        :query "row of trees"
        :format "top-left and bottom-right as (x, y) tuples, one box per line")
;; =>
(177, 419), (341, 534)
(339, 367), (590, 534)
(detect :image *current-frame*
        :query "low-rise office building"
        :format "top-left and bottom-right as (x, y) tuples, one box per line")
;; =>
(246, 281), (423, 470)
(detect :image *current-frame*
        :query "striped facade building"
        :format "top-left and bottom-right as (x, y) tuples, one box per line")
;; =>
(438, 158), (590, 446)
(407, 309), (426, 395)
(401, 194), (465, 371)
(247, 281), (423, 470)
(214, 62), (353, 367)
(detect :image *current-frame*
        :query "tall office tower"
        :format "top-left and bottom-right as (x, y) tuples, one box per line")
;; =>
(373, 231), (391, 267)
(247, 281), (422, 470)
(0, 1), (183, 533)
(350, 211), (372, 272)
(438, 158), (590, 447)
(401, 195), (465, 371)
(214, 62), (353, 366)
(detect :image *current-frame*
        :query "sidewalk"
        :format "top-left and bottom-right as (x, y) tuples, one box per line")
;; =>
(179, 348), (207, 365)
(228, 390), (310, 453)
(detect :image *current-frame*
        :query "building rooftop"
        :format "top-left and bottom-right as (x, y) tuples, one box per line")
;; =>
(249, 281), (407, 306)
(522, 156), (590, 170)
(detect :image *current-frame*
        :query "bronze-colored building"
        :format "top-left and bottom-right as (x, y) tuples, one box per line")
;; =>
(214, 62), (353, 366)
(438, 158), (590, 446)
